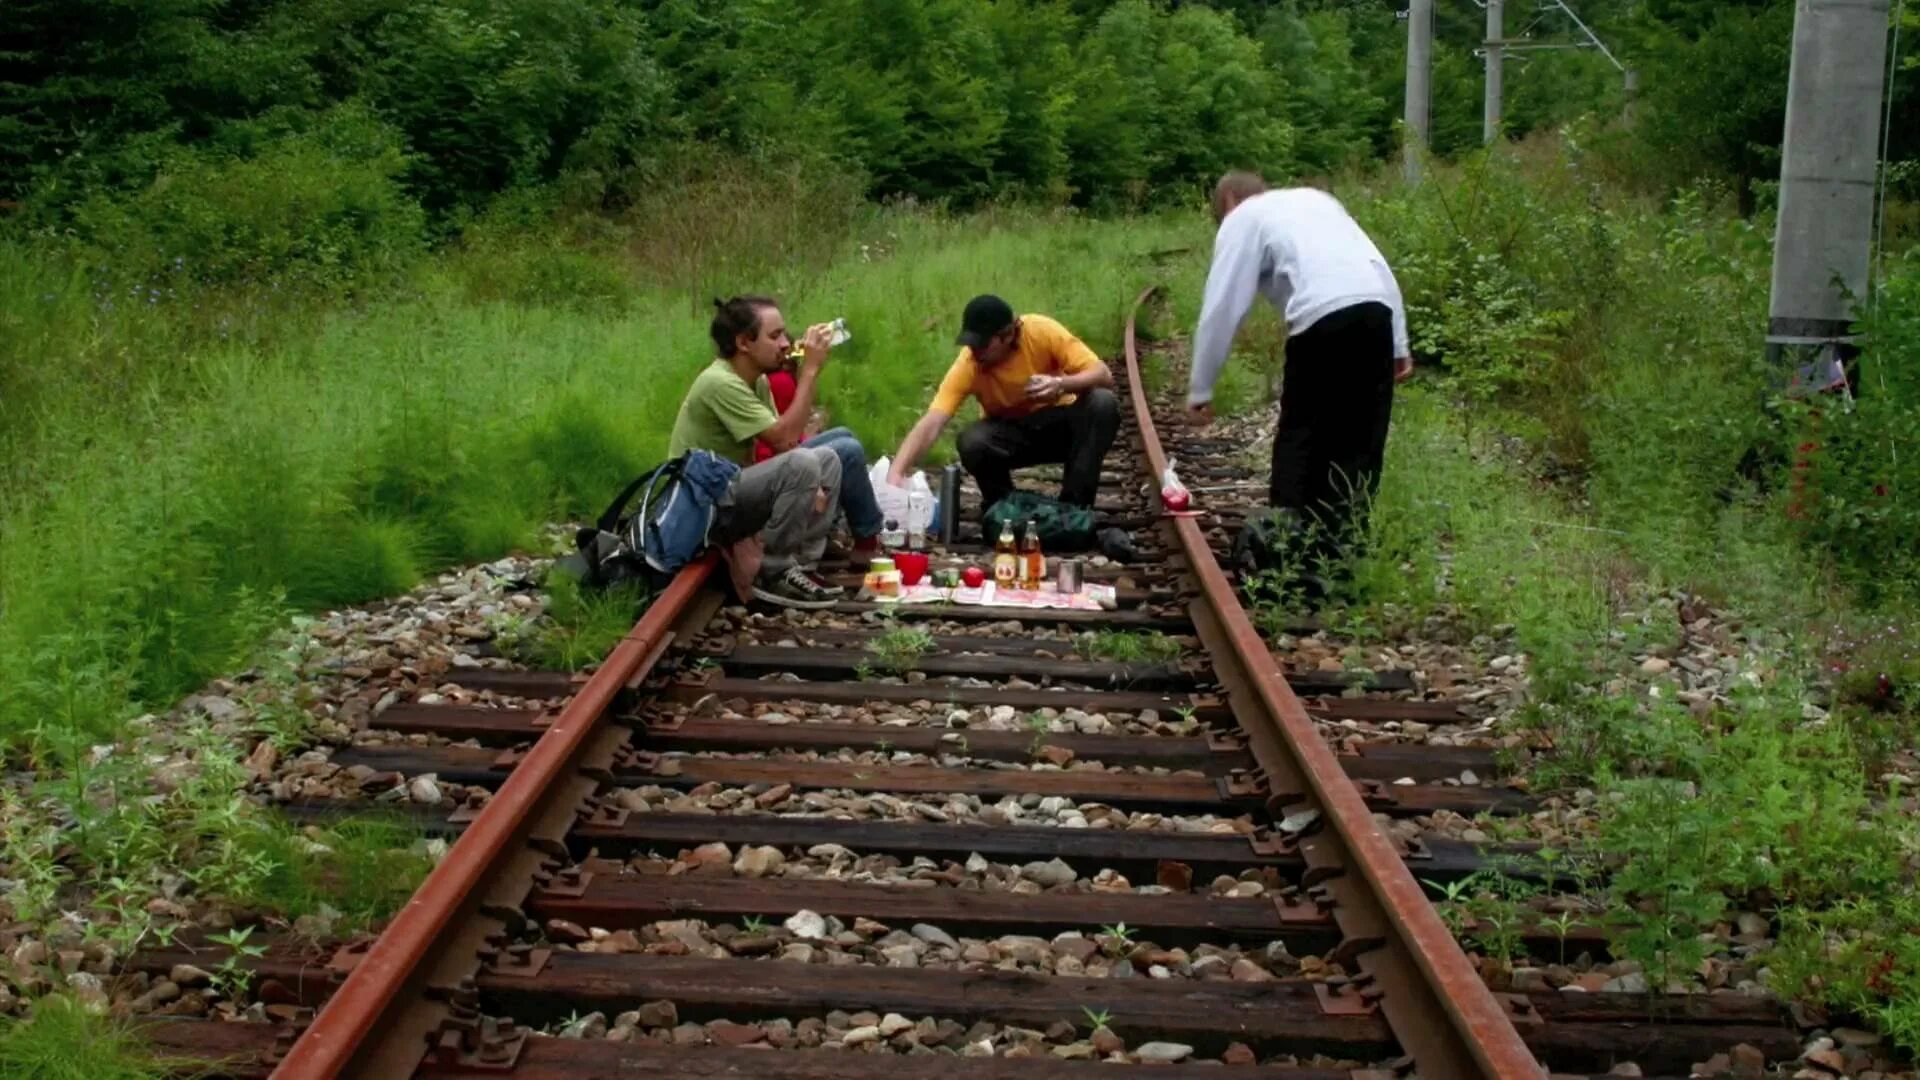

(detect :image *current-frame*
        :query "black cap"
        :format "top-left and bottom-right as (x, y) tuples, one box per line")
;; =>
(955, 294), (1015, 353)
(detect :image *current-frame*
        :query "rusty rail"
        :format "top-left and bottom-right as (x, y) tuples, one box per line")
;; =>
(272, 555), (719, 1078)
(1122, 285), (1543, 1078)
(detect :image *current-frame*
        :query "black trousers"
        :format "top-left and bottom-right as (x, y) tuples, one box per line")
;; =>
(958, 387), (1120, 520)
(1270, 302), (1396, 563)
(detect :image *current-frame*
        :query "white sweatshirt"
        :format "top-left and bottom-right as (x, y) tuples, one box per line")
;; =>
(1188, 188), (1410, 406)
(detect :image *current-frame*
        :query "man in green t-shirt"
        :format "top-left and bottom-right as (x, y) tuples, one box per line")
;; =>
(666, 296), (845, 609)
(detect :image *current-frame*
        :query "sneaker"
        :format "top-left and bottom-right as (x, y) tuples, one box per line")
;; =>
(752, 566), (843, 610)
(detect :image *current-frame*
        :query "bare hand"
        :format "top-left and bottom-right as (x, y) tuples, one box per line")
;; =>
(1394, 356), (1414, 383)
(801, 323), (834, 369)
(1186, 401), (1214, 427)
(887, 466), (909, 490)
(1024, 375), (1063, 403)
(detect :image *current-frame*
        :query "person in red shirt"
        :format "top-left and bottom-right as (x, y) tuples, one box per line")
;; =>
(751, 346), (882, 554)
(753, 364), (800, 463)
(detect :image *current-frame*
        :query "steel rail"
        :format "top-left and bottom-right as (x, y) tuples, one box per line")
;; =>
(1122, 285), (1543, 1079)
(272, 554), (719, 1078)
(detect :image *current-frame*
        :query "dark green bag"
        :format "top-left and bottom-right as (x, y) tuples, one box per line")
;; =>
(982, 491), (1097, 551)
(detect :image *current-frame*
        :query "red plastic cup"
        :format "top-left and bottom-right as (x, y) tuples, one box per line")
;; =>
(895, 552), (929, 586)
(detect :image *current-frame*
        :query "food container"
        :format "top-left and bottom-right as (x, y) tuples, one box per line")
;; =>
(1056, 557), (1084, 595)
(932, 568), (960, 588)
(863, 557), (901, 598)
(895, 551), (929, 586)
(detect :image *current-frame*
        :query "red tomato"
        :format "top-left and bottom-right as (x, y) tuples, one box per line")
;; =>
(962, 566), (986, 588)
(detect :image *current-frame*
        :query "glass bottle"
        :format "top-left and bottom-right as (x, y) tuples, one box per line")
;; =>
(993, 522), (1018, 586)
(1020, 521), (1044, 589)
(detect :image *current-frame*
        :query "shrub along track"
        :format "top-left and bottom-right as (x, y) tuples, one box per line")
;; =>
(128, 288), (1805, 1078)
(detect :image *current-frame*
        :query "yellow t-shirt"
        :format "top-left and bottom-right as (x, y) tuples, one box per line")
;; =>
(929, 313), (1101, 420)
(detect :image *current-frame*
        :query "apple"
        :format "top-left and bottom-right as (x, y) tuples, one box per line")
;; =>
(1161, 486), (1191, 512)
(962, 566), (986, 589)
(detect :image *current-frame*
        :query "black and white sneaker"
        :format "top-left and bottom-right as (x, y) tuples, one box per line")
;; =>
(752, 566), (842, 610)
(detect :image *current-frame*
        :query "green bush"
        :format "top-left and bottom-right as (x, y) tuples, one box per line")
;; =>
(66, 105), (424, 290)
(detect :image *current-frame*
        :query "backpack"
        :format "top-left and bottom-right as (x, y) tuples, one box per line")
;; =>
(559, 450), (739, 591)
(982, 490), (1097, 551)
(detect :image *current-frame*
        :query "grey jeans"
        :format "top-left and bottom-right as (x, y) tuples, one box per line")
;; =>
(711, 447), (842, 577)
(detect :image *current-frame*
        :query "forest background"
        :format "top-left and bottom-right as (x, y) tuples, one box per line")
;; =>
(9, 0), (1920, 1057)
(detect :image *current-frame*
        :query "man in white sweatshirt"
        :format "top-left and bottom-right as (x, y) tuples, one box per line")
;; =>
(1188, 171), (1413, 583)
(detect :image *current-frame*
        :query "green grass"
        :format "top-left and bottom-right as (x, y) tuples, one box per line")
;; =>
(1073, 630), (1184, 664)
(0, 997), (195, 1080)
(865, 626), (937, 675)
(0, 204), (1199, 764)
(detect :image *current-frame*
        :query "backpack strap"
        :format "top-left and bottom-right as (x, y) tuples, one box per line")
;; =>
(595, 456), (684, 534)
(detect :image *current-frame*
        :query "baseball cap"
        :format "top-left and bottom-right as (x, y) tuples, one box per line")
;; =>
(954, 294), (1015, 354)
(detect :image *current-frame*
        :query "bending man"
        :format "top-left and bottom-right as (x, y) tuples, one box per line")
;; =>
(1188, 172), (1413, 575)
(888, 294), (1118, 522)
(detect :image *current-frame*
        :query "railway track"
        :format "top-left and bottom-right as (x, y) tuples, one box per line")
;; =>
(132, 288), (1810, 1078)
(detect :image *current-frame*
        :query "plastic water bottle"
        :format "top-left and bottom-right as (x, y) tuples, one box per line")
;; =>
(906, 487), (929, 550)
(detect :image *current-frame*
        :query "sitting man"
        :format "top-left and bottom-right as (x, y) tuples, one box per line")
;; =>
(667, 295), (855, 608)
(887, 294), (1119, 523)
(751, 343), (883, 557)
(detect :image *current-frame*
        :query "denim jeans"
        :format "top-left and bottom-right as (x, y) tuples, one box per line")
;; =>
(801, 427), (882, 539)
(711, 447), (842, 577)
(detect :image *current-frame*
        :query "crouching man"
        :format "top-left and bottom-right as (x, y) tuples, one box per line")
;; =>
(886, 294), (1119, 522)
(667, 295), (858, 609)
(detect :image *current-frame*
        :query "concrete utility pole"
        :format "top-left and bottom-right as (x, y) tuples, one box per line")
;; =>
(1483, 0), (1504, 143)
(1767, 0), (1891, 385)
(1404, 0), (1433, 184)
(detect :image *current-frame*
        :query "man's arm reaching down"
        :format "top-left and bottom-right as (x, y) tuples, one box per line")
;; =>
(1188, 211), (1266, 407)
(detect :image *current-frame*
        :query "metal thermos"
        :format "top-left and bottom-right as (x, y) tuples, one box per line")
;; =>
(1056, 557), (1084, 595)
(938, 464), (962, 546)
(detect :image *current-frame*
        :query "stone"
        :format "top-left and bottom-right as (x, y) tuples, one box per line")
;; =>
(996, 936), (1053, 966)
(636, 1000), (678, 1029)
(1037, 745), (1075, 766)
(684, 842), (733, 873)
(784, 910), (828, 939)
(707, 1020), (765, 1047)
(1231, 958), (1274, 982)
(881, 944), (921, 967)
(1053, 1041), (1097, 1059)
(843, 1025), (883, 1046)
(1051, 934), (1100, 964)
(1803, 1049), (1847, 1074)
(1135, 1042), (1194, 1063)
(1602, 972), (1648, 994)
(170, 964), (213, 988)
(1091, 1027), (1126, 1055)
(408, 774), (443, 803)
(671, 1023), (708, 1046)
(753, 784), (793, 808)
(561, 1012), (607, 1039)
(733, 845), (786, 878)
(879, 1013), (915, 1037)
(1640, 656), (1672, 674)
(911, 924), (960, 952)
(1021, 858), (1076, 887)
(545, 919), (590, 945)
(1729, 1043), (1767, 1078)
(1223, 1042), (1257, 1065)
(1735, 912), (1770, 938)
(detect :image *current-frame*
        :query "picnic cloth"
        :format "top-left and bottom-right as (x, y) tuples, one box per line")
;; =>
(865, 580), (1116, 611)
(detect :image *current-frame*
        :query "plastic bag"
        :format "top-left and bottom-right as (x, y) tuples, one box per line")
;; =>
(869, 456), (937, 537)
(1159, 456), (1191, 512)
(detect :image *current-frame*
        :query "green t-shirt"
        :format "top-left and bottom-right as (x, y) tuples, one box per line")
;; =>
(667, 359), (778, 464)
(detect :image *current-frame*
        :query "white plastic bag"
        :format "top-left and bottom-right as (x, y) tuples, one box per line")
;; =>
(869, 455), (936, 536)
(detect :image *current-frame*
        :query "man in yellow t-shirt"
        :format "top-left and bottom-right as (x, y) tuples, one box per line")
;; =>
(886, 295), (1119, 522)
